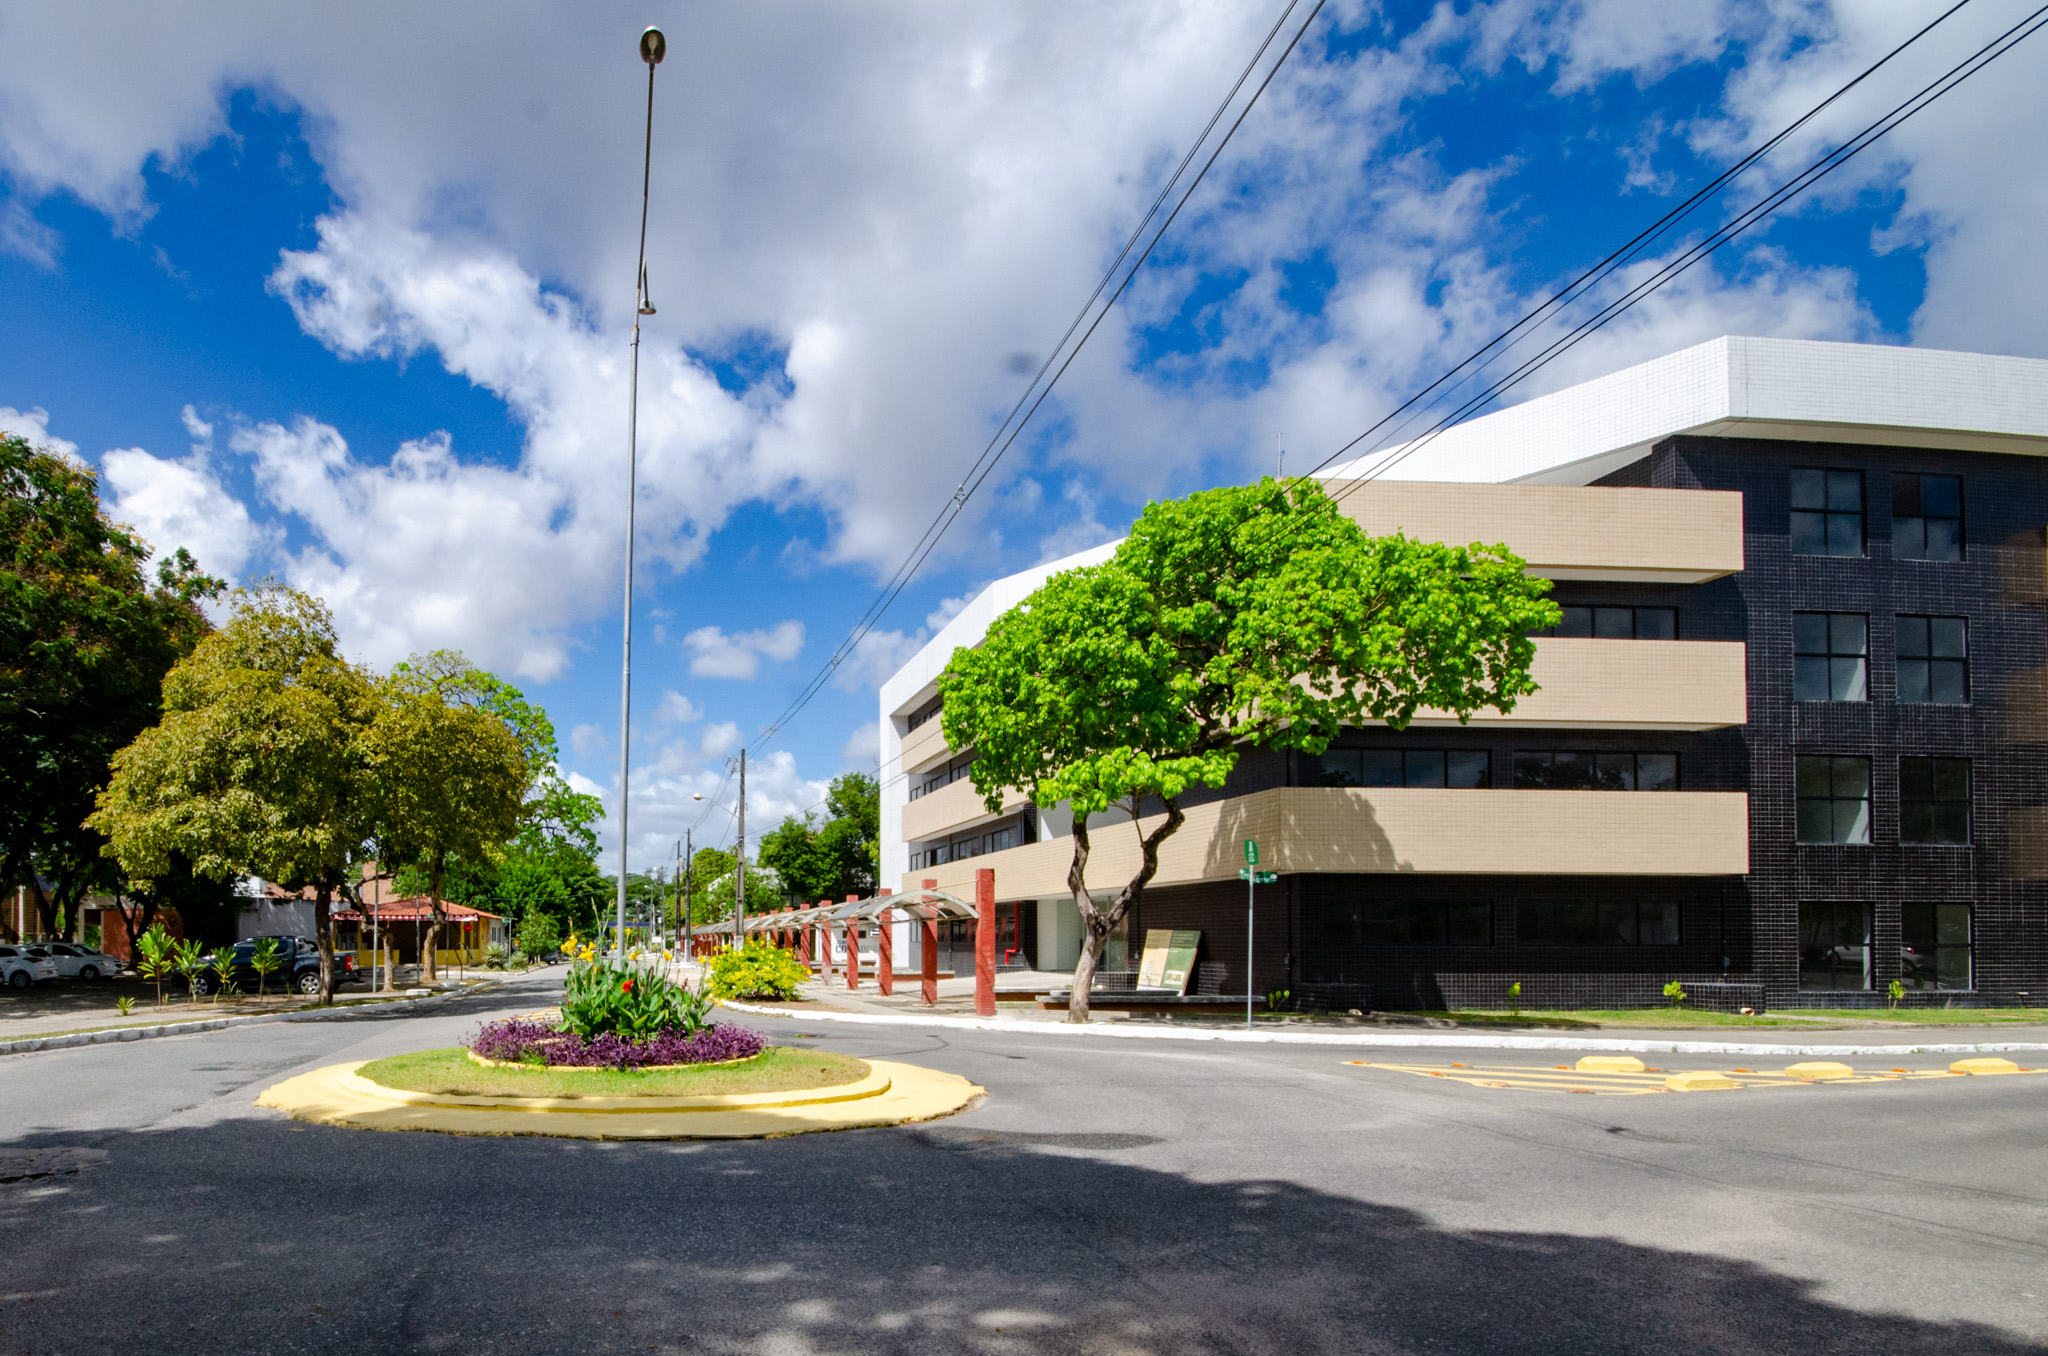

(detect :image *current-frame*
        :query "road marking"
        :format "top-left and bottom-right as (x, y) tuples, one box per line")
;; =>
(1339, 1059), (2041, 1095)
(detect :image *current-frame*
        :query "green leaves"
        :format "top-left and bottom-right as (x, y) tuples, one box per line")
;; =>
(559, 956), (715, 1039)
(704, 941), (808, 1002)
(757, 771), (880, 902)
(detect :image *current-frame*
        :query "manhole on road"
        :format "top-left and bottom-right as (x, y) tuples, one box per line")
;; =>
(0, 1147), (108, 1184)
(1341, 1059), (2043, 1096)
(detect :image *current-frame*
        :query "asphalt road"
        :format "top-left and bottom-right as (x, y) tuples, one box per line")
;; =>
(2, 967), (2044, 1355)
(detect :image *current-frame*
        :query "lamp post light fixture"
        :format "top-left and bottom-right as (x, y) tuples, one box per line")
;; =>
(614, 25), (665, 967)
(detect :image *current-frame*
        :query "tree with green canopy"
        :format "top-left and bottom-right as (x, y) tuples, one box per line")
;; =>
(88, 586), (379, 1002)
(366, 651), (534, 981)
(0, 431), (220, 940)
(758, 771), (880, 904)
(938, 477), (1559, 1021)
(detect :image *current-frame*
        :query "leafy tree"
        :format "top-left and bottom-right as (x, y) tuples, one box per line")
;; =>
(135, 922), (177, 1008)
(364, 652), (532, 981)
(89, 587), (380, 1003)
(0, 432), (220, 940)
(250, 936), (283, 1000)
(758, 772), (879, 903)
(939, 478), (1557, 1021)
(517, 909), (562, 962)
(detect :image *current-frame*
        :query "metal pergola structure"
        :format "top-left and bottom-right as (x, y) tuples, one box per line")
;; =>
(699, 887), (980, 937)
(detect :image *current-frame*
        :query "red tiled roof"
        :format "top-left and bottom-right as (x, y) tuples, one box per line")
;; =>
(330, 898), (505, 923)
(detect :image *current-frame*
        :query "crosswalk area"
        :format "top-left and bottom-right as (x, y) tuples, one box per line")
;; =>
(1341, 1055), (2039, 1095)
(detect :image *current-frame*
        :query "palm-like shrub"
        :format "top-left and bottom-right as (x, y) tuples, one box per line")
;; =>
(250, 937), (283, 999)
(558, 957), (714, 1041)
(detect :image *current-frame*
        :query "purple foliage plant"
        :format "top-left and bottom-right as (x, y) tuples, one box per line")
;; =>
(470, 1017), (766, 1070)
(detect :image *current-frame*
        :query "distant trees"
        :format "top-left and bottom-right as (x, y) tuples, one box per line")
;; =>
(757, 772), (879, 903)
(0, 431), (220, 941)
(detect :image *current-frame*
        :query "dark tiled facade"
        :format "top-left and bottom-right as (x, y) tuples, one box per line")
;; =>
(1130, 434), (2048, 1010)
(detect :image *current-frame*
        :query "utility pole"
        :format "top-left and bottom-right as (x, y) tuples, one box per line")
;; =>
(734, 749), (748, 951)
(613, 24), (666, 969)
(682, 828), (694, 965)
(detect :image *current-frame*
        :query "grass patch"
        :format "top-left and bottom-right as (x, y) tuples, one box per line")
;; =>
(356, 1045), (868, 1098)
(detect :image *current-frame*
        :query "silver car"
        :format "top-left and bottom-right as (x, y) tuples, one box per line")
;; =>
(43, 942), (124, 980)
(0, 945), (60, 988)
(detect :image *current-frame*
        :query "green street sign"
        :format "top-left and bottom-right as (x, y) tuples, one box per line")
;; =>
(1238, 868), (1277, 884)
(1244, 839), (1259, 865)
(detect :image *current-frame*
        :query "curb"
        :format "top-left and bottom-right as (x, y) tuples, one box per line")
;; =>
(718, 1000), (2048, 1059)
(0, 975), (516, 1059)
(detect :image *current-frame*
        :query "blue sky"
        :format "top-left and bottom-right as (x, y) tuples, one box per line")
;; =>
(3, 0), (2044, 871)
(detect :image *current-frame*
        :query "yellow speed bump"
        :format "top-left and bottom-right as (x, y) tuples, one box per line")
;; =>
(1783, 1061), (1855, 1080)
(1950, 1057), (2023, 1075)
(1575, 1055), (1647, 1074)
(1664, 1071), (1740, 1091)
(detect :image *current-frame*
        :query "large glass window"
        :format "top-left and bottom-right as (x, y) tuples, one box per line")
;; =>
(1796, 756), (1871, 844)
(1317, 899), (1492, 947)
(1892, 472), (1963, 562)
(1900, 757), (1971, 844)
(1897, 615), (1969, 704)
(1790, 468), (1865, 557)
(1314, 748), (1489, 788)
(1533, 605), (1678, 639)
(1516, 899), (1680, 947)
(1512, 751), (1678, 791)
(1901, 903), (1972, 991)
(1792, 612), (1867, 701)
(1800, 901), (1872, 990)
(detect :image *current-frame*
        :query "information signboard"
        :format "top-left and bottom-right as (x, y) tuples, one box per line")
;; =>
(1136, 928), (1202, 994)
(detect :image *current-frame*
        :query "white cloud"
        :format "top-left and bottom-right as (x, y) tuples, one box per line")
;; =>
(684, 621), (805, 680)
(698, 721), (742, 758)
(656, 690), (704, 725)
(840, 721), (881, 766)
(99, 445), (270, 581)
(570, 723), (608, 758)
(0, 406), (79, 463)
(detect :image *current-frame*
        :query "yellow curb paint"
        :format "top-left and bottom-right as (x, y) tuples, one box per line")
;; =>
(1575, 1055), (1648, 1074)
(1782, 1061), (1855, 1080)
(1950, 1057), (2023, 1075)
(1664, 1071), (1742, 1092)
(256, 1059), (983, 1140)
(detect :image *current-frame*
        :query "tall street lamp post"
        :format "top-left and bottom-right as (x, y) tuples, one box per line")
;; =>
(615, 25), (665, 965)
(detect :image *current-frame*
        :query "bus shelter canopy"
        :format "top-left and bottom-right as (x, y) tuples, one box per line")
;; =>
(705, 888), (978, 936)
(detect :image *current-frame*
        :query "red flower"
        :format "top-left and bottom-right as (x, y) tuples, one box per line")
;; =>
(621, 978), (634, 992)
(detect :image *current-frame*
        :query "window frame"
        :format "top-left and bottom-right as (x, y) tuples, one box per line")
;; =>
(1790, 467), (1866, 558)
(1511, 750), (1679, 791)
(1791, 611), (1868, 703)
(1900, 902), (1972, 992)
(1312, 747), (1491, 789)
(1891, 471), (1964, 562)
(1514, 898), (1681, 948)
(1799, 900), (1873, 991)
(1899, 756), (1972, 846)
(1795, 755), (1872, 845)
(1533, 605), (1679, 640)
(1896, 614), (1970, 705)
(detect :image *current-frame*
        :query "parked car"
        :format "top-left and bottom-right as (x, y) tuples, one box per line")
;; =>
(188, 936), (359, 997)
(42, 942), (125, 981)
(0, 945), (60, 988)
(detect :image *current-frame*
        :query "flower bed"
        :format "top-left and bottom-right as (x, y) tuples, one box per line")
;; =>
(469, 1017), (766, 1070)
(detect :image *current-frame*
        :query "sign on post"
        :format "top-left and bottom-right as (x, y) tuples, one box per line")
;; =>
(1237, 869), (1278, 884)
(1244, 839), (1259, 865)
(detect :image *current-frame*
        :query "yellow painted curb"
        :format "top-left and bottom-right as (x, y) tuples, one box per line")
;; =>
(1783, 1061), (1855, 1080)
(1664, 1071), (1741, 1092)
(256, 1059), (984, 1139)
(1576, 1055), (1647, 1074)
(1950, 1057), (2023, 1075)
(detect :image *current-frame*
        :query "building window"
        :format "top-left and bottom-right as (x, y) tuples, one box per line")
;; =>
(909, 756), (975, 801)
(1532, 605), (1678, 639)
(1790, 468), (1864, 557)
(906, 700), (943, 732)
(1516, 899), (1680, 947)
(1901, 903), (1972, 991)
(1792, 612), (1866, 702)
(1316, 899), (1492, 947)
(1796, 755), (1870, 844)
(1897, 615), (1969, 704)
(1900, 757), (1971, 844)
(1799, 901), (1872, 990)
(1511, 751), (1678, 791)
(1892, 472), (1963, 561)
(1314, 748), (1490, 788)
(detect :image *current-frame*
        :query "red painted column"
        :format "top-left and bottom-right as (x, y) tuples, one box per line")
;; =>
(796, 906), (811, 967)
(975, 867), (996, 1018)
(815, 901), (832, 982)
(844, 894), (861, 990)
(920, 878), (939, 1007)
(875, 889), (894, 996)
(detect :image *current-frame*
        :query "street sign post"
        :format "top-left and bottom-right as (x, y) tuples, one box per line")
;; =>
(1244, 839), (1258, 865)
(1241, 847), (1273, 1031)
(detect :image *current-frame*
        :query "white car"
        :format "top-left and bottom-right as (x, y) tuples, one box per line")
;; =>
(43, 942), (124, 980)
(0, 945), (60, 988)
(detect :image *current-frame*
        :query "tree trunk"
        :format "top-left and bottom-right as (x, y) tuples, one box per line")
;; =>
(1065, 797), (1187, 1024)
(314, 884), (335, 1006)
(420, 854), (445, 983)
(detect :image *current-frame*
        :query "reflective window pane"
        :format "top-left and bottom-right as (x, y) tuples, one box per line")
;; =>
(1446, 751), (1491, 789)
(1636, 608), (1677, 640)
(1637, 754), (1679, 791)
(1359, 751), (1402, 787)
(1403, 750), (1447, 789)
(1640, 900), (1680, 946)
(1593, 607), (1634, 639)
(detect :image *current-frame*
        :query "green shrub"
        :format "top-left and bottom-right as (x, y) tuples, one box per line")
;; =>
(1887, 978), (1905, 1010)
(135, 924), (177, 1007)
(517, 911), (563, 961)
(482, 941), (511, 970)
(1662, 979), (1687, 1009)
(706, 942), (809, 1001)
(250, 937), (283, 998)
(559, 957), (714, 1040)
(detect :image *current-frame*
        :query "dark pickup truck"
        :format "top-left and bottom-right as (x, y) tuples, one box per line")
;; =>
(189, 936), (359, 997)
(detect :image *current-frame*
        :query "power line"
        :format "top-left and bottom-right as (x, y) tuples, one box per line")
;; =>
(1320, 0), (2046, 495)
(754, 0), (1329, 753)
(1303, 0), (1977, 485)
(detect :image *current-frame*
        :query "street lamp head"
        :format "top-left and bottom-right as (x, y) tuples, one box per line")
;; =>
(691, 792), (705, 801)
(640, 27), (666, 66)
(637, 261), (656, 316)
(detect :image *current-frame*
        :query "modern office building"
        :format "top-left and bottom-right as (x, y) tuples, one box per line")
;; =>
(876, 336), (2048, 1009)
